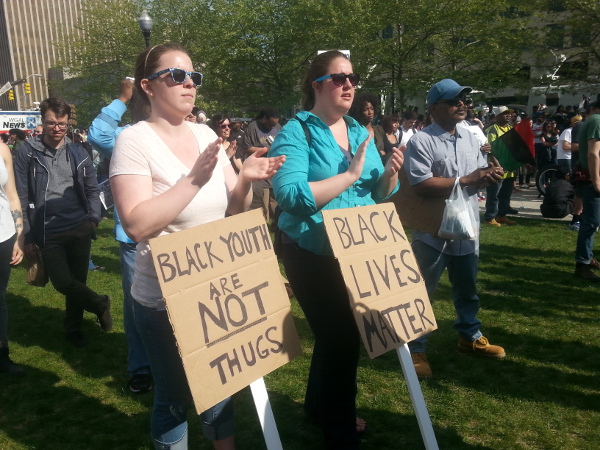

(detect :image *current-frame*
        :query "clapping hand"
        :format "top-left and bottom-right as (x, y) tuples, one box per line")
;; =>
(384, 145), (405, 176)
(241, 147), (286, 182)
(189, 139), (221, 187)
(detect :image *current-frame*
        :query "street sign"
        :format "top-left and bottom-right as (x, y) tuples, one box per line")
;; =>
(0, 82), (12, 96)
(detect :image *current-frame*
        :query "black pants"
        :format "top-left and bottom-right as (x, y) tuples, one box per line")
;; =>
(41, 221), (105, 333)
(282, 243), (360, 450)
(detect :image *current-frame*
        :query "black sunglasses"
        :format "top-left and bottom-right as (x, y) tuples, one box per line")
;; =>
(146, 68), (204, 87)
(315, 73), (360, 87)
(436, 95), (468, 107)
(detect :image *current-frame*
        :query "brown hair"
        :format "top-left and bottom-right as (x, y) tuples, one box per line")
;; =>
(209, 114), (229, 132)
(40, 96), (71, 120)
(301, 50), (348, 111)
(381, 115), (397, 134)
(132, 43), (190, 121)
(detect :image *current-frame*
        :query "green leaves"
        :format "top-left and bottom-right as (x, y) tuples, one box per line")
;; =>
(57, 0), (571, 122)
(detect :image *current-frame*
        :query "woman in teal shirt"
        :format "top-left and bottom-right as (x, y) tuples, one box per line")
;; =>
(269, 50), (402, 449)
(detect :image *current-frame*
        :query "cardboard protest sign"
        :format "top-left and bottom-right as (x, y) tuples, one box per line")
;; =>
(322, 203), (437, 359)
(149, 209), (302, 414)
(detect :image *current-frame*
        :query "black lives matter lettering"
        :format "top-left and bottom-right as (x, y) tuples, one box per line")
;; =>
(349, 249), (421, 298)
(361, 299), (435, 353)
(349, 248), (434, 353)
(329, 207), (435, 354)
(332, 209), (406, 249)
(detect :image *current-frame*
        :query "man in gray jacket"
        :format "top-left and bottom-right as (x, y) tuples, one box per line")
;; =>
(14, 97), (111, 347)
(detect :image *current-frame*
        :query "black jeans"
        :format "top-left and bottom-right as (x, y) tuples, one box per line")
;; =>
(41, 221), (105, 333)
(282, 243), (360, 450)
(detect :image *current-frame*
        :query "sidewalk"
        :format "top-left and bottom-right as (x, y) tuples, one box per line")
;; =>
(478, 184), (571, 222)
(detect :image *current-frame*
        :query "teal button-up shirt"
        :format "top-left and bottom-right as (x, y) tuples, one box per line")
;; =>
(269, 111), (399, 255)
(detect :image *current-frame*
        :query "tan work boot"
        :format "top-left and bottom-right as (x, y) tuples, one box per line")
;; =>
(411, 352), (432, 380)
(458, 336), (506, 358)
(484, 218), (501, 227)
(495, 216), (517, 226)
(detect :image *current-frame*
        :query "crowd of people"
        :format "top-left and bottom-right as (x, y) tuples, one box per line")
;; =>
(1, 43), (599, 450)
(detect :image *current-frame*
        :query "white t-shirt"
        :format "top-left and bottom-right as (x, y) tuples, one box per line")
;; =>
(0, 156), (16, 243)
(110, 121), (231, 308)
(399, 126), (415, 146)
(557, 127), (572, 160)
(458, 121), (487, 148)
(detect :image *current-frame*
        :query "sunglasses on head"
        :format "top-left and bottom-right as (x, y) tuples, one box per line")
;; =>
(436, 95), (468, 107)
(315, 73), (360, 87)
(146, 68), (204, 87)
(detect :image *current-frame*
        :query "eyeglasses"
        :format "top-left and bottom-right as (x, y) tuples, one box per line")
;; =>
(219, 123), (230, 129)
(315, 73), (360, 87)
(44, 121), (69, 130)
(435, 95), (468, 107)
(146, 68), (204, 87)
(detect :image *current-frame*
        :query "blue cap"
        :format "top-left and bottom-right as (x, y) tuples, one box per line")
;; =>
(427, 79), (472, 106)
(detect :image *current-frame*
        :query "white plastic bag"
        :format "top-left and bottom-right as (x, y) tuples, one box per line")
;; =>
(437, 178), (477, 240)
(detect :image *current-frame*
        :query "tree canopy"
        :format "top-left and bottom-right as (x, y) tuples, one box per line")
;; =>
(57, 0), (576, 124)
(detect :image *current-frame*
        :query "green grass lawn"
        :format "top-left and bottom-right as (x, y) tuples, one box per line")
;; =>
(0, 215), (598, 449)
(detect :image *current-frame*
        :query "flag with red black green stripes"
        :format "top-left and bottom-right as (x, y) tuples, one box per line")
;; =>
(490, 118), (535, 171)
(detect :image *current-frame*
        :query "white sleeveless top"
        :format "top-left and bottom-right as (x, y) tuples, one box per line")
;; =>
(0, 156), (16, 243)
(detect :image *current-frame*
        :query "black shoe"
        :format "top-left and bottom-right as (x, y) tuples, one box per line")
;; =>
(0, 348), (26, 377)
(574, 263), (600, 282)
(97, 295), (113, 331)
(507, 207), (519, 215)
(128, 374), (153, 394)
(65, 331), (89, 347)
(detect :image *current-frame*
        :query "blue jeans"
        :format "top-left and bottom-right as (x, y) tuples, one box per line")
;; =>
(484, 178), (514, 221)
(484, 180), (502, 221)
(133, 301), (234, 449)
(408, 240), (482, 354)
(575, 184), (600, 264)
(120, 242), (150, 377)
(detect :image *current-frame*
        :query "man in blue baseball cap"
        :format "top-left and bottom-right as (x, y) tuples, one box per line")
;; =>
(426, 78), (473, 106)
(400, 78), (507, 380)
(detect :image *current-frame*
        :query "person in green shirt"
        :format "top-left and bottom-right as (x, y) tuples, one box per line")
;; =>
(574, 100), (600, 281)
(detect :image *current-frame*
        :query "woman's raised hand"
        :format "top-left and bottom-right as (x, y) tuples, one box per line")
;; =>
(189, 139), (221, 187)
(241, 147), (286, 182)
(384, 145), (405, 176)
(347, 135), (370, 181)
(226, 139), (237, 159)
